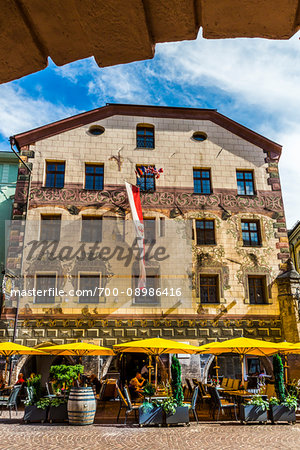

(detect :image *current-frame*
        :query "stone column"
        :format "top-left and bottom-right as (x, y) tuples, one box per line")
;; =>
(276, 259), (300, 343)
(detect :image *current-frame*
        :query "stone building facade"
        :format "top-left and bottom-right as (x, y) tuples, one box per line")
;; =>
(289, 221), (300, 273)
(2, 104), (298, 380)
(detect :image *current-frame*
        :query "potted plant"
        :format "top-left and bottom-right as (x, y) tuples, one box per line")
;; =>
(48, 397), (69, 423)
(165, 356), (189, 425)
(139, 382), (163, 426)
(49, 364), (84, 395)
(269, 395), (297, 424)
(139, 400), (163, 426)
(23, 375), (48, 423)
(269, 354), (297, 424)
(240, 395), (269, 424)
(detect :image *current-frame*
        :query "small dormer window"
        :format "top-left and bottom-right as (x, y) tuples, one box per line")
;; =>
(88, 125), (105, 136)
(192, 131), (207, 142)
(136, 124), (155, 149)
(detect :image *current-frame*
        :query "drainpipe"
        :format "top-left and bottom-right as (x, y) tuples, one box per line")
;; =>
(290, 242), (296, 270)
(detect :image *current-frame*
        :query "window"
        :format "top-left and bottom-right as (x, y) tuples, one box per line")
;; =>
(199, 275), (219, 304)
(144, 218), (156, 244)
(45, 162), (65, 188)
(242, 220), (261, 246)
(35, 274), (56, 304)
(160, 218), (165, 237)
(79, 274), (101, 303)
(196, 220), (215, 245)
(136, 125), (154, 148)
(193, 169), (211, 194)
(81, 217), (102, 242)
(136, 165), (155, 192)
(133, 272), (159, 304)
(248, 276), (267, 304)
(103, 217), (124, 242)
(192, 131), (207, 142)
(247, 358), (261, 375)
(236, 170), (254, 195)
(40, 215), (61, 241)
(88, 125), (105, 136)
(85, 164), (104, 190)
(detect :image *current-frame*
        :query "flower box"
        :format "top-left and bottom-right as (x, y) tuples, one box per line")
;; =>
(165, 406), (189, 426)
(240, 404), (268, 424)
(269, 405), (296, 424)
(49, 402), (68, 423)
(23, 405), (48, 423)
(139, 406), (163, 426)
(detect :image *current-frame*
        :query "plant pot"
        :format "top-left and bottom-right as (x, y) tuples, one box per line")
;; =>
(166, 406), (189, 426)
(23, 405), (48, 423)
(139, 406), (163, 426)
(240, 404), (268, 424)
(49, 403), (68, 423)
(269, 405), (296, 424)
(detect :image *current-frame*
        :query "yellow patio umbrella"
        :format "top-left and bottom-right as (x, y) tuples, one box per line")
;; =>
(40, 342), (115, 361)
(195, 337), (287, 382)
(278, 342), (300, 353)
(113, 337), (200, 386)
(0, 342), (46, 383)
(275, 342), (300, 382)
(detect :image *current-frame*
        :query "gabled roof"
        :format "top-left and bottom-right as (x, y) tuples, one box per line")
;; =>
(12, 103), (282, 157)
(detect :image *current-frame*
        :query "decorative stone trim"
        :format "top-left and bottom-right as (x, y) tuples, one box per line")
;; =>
(28, 186), (284, 212)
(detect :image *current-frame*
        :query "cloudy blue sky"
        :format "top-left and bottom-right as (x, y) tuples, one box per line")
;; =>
(0, 32), (299, 228)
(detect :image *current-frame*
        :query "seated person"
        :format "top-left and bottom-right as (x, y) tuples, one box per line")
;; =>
(15, 372), (26, 385)
(89, 373), (101, 395)
(129, 372), (146, 400)
(0, 373), (6, 390)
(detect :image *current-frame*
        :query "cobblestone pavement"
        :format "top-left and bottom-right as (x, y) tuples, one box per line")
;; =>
(0, 412), (299, 450)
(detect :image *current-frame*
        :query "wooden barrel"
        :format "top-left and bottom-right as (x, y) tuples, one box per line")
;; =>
(67, 387), (96, 425)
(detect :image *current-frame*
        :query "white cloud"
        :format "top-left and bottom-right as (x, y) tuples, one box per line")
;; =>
(87, 65), (151, 104)
(152, 33), (300, 228)
(0, 84), (78, 139)
(156, 33), (300, 115)
(10, 32), (300, 226)
(56, 58), (151, 104)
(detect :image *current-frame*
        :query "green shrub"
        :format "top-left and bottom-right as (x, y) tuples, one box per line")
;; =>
(273, 354), (285, 403)
(269, 397), (280, 405)
(161, 397), (177, 416)
(36, 397), (67, 410)
(283, 394), (298, 410)
(171, 355), (184, 406)
(248, 394), (269, 411)
(140, 401), (154, 414)
(26, 374), (42, 404)
(49, 364), (84, 393)
(143, 381), (156, 398)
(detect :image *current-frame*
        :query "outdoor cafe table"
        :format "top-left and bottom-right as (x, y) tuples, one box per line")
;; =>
(145, 395), (168, 401)
(221, 390), (268, 403)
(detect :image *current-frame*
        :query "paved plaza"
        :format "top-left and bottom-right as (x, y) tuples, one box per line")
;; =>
(0, 411), (299, 450)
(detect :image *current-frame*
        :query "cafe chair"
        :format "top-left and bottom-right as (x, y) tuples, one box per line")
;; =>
(185, 378), (193, 399)
(0, 385), (22, 419)
(197, 381), (211, 404)
(192, 378), (199, 387)
(116, 385), (139, 425)
(185, 386), (199, 424)
(207, 386), (238, 421)
(220, 378), (228, 388)
(224, 378), (234, 390)
(231, 379), (240, 391)
(45, 382), (56, 398)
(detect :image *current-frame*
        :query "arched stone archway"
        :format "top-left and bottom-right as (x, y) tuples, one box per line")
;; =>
(11, 342), (75, 385)
(202, 355), (215, 383)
